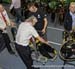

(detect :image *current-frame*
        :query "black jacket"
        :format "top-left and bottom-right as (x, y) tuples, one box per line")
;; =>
(64, 12), (72, 31)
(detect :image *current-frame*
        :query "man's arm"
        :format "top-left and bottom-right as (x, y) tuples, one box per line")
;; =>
(5, 10), (15, 27)
(42, 17), (48, 34)
(36, 35), (48, 45)
(31, 26), (48, 44)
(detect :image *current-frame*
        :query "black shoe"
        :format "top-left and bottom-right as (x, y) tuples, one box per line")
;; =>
(9, 51), (15, 54)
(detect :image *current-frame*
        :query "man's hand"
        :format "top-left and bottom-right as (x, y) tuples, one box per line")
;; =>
(11, 22), (16, 27)
(42, 28), (46, 34)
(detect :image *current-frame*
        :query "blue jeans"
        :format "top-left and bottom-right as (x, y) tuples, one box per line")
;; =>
(15, 8), (22, 23)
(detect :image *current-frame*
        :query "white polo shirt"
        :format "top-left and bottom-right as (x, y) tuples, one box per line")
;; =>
(16, 22), (39, 46)
(0, 10), (10, 30)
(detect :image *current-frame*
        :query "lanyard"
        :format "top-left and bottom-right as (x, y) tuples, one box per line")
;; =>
(1, 12), (7, 26)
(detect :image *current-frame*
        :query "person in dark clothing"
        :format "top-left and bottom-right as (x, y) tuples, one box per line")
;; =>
(64, 2), (75, 41)
(27, 3), (48, 38)
(64, 2), (75, 31)
(64, 12), (72, 31)
(51, 10), (55, 23)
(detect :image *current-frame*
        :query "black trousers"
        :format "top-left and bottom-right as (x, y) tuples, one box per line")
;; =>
(0, 30), (13, 53)
(15, 43), (39, 69)
(0, 30), (5, 52)
(2, 33), (13, 52)
(51, 12), (55, 22)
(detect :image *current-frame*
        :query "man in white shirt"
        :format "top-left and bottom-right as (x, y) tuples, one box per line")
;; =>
(0, 4), (15, 54)
(10, 0), (22, 23)
(15, 16), (48, 69)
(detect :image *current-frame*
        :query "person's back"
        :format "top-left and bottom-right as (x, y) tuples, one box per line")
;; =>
(27, 3), (48, 38)
(16, 22), (36, 46)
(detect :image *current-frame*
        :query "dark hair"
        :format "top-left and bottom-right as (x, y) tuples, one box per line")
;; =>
(27, 2), (38, 8)
(27, 3), (34, 8)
